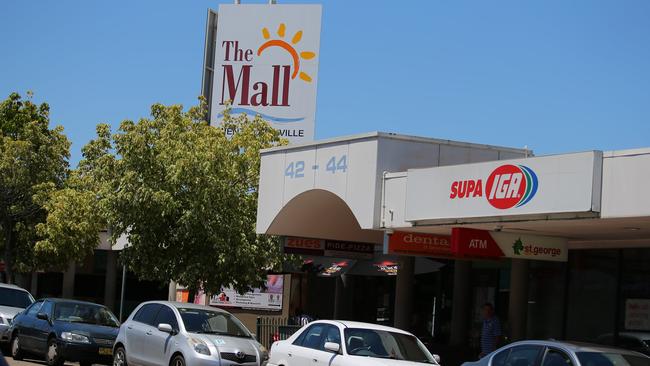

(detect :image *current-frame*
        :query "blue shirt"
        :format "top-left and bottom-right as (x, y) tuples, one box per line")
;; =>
(481, 316), (502, 354)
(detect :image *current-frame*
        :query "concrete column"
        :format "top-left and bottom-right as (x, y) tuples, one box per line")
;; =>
(450, 260), (472, 346)
(508, 259), (530, 341)
(394, 256), (415, 330)
(104, 251), (118, 310)
(168, 281), (177, 301)
(62, 261), (76, 298)
(30, 272), (39, 297)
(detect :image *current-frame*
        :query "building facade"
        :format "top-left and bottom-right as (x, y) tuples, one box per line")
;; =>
(256, 132), (650, 359)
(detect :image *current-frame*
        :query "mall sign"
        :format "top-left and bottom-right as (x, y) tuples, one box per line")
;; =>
(405, 151), (603, 222)
(210, 4), (322, 143)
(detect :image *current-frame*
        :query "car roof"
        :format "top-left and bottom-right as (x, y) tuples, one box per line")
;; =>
(141, 301), (230, 313)
(507, 340), (649, 356)
(0, 283), (30, 292)
(312, 320), (412, 335)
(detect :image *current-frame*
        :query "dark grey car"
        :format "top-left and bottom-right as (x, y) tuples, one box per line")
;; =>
(463, 340), (650, 366)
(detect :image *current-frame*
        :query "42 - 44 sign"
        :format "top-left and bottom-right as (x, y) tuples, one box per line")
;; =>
(285, 155), (347, 179)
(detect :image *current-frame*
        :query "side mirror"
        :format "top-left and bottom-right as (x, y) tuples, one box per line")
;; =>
(324, 342), (340, 353)
(36, 312), (49, 321)
(433, 354), (441, 364)
(158, 323), (174, 334)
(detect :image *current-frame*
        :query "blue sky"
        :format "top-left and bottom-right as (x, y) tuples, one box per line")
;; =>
(2, 0), (649, 165)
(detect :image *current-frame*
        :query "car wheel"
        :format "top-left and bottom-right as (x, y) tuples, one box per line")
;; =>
(113, 346), (128, 366)
(171, 354), (186, 366)
(46, 338), (64, 366)
(11, 334), (23, 360)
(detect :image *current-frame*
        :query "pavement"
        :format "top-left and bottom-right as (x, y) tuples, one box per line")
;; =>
(4, 356), (80, 366)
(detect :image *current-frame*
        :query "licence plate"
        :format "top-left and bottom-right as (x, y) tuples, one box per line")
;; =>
(99, 347), (113, 356)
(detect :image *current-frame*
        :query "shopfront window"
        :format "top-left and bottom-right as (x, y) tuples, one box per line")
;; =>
(527, 261), (567, 340)
(565, 250), (618, 342)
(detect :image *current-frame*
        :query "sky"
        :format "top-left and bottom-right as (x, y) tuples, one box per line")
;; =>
(1, 0), (649, 165)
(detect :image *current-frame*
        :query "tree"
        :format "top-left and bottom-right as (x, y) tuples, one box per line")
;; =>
(0, 92), (66, 283)
(82, 101), (287, 293)
(0, 92), (104, 284)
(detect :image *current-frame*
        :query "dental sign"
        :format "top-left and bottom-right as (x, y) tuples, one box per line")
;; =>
(211, 4), (322, 143)
(405, 151), (603, 222)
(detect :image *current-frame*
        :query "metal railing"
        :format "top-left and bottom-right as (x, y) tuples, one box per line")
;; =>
(256, 316), (302, 348)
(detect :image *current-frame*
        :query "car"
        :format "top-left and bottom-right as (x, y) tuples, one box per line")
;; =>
(267, 320), (441, 366)
(0, 283), (35, 345)
(596, 332), (650, 356)
(9, 298), (120, 366)
(462, 340), (650, 366)
(113, 301), (269, 366)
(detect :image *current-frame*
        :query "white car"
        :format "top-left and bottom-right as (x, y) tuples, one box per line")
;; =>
(268, 320), (440, 366)
(0, 283), (34, 344)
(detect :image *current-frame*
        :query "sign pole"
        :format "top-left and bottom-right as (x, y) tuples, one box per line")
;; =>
(119, 264), (126, 321)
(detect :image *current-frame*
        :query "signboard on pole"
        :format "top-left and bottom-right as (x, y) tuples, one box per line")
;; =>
(210, 4), (322, 144)
(209, 275), (284, 311)
(451, 228), (568, 262)
(405, 152), (603, 222)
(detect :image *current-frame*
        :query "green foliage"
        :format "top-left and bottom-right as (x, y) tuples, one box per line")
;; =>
(82, 101), (287, 293)
(0, 92), (101, 281)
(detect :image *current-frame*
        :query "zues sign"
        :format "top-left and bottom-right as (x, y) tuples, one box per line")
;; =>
(210, 4), (322, 143)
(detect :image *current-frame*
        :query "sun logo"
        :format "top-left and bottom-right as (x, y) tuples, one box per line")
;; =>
(258, 23), (316, 83)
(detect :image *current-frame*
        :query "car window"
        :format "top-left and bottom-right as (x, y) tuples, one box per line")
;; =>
(343, 328), (435, 363)
(39, 301), (53, 317)
(292, 325), (311, 345)
(542, 349), (573, 366)
(322, 325), (341, 349)
(53, 302), (120, 327)
(25, 301), (44, 317)
(577, 352), (650, 366)
(133, 304), (162, 326)
(153, 305), (178, 330)
(505, 345), (544, 366)
(0, 288), (34, 309)
(492, 348), (511, 366)
(178, 308), (251, 337)
(298, 324), (326, 349)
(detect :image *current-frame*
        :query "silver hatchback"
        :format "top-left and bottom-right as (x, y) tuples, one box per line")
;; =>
(113, 301), (268, 366)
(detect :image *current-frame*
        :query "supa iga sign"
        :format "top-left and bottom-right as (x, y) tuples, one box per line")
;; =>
(210, 4), (322, 143)
(405, 151), (602, 222)
(450, 164), (538, 210)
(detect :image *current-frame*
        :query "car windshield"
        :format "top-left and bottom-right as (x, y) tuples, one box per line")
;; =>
(53, 302), (120, 327)
(344, 328), (436, 364)
(178, 308), (251, 338)
(0, 288), (34, 309)
(577, 352), (650, 366)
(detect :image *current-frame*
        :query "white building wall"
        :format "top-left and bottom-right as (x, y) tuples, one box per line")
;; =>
(601, 148), (650, 218)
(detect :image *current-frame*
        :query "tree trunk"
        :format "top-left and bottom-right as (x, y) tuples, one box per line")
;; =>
(3, 218), (14, 284)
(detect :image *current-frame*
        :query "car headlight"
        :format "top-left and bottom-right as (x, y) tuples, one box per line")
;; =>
(61, 332), (91, 344)
(189, 337), (211, 356)
(259, 345), (269, 361)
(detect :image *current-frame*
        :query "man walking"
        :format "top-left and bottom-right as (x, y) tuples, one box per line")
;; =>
(479, 303), (502, 358)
